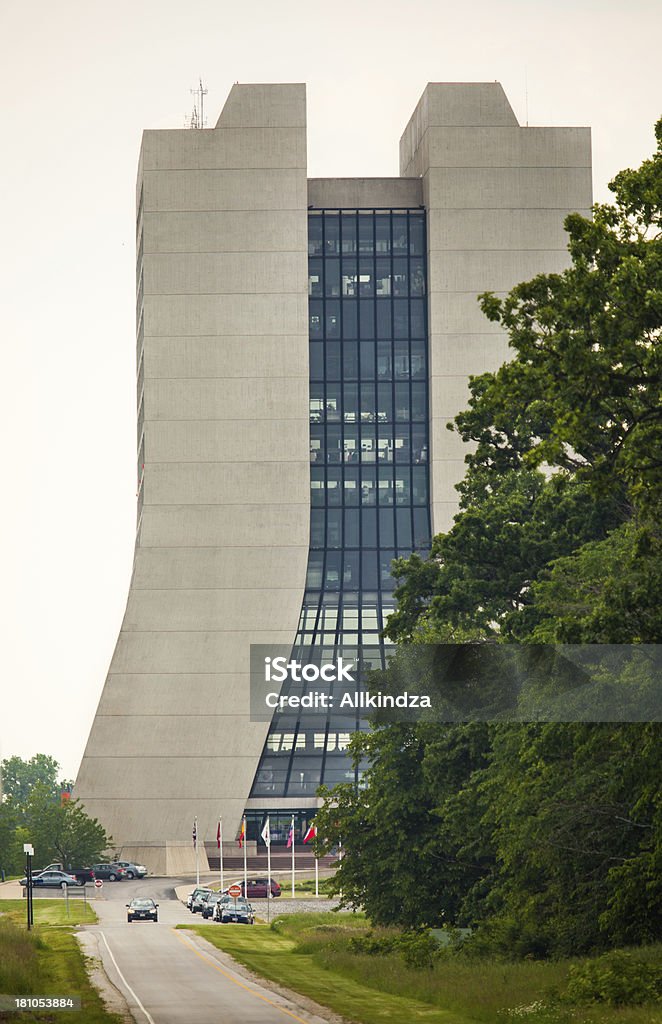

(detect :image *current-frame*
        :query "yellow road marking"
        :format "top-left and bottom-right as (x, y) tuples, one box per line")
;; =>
(172, 930), (312, 1024)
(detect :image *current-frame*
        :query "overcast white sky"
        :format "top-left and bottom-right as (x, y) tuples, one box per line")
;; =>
(1, 0), (660, 782)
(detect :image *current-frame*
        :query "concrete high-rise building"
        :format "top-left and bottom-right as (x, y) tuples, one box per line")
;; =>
(75, 82), (591, 872)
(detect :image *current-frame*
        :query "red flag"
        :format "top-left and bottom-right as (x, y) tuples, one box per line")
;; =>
(216, 821), (221, 849)
(303, 823), (317, 844)
(238, 818), (246, 848)
(287, 822), (294, 849)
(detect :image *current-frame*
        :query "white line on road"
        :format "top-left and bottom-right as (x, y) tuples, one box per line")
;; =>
(99, 931), (157, 1024)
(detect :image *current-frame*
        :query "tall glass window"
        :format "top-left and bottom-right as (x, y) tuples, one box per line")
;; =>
(250, 209), (431, 801)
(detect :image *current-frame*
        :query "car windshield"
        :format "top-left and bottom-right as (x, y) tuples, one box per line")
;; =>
(130, 899), (155, 908)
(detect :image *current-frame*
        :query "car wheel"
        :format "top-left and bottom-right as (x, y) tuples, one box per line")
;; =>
(126, 871), (134, 880)
(109, 873), (117, 881)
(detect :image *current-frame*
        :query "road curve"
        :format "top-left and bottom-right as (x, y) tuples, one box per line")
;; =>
(82, 882), (330, 1024)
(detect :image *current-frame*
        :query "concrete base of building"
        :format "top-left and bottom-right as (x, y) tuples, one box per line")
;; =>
(116, 842), (210, 877)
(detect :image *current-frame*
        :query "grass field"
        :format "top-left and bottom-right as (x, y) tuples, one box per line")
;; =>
(181, 913), (662, 1024)
(0, 900), (123, 1024)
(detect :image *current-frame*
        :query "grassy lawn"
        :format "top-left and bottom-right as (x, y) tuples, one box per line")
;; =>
(0, 899), (123, 1023)
(180, 913), (662, 1024)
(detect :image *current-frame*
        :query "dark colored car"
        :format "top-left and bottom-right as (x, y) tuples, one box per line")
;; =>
(200, 892), (225, 919)
(127, 898), (158, 923)
(91, 863), (127, 882)
(20, 870), (83, 889)
(218, 898), (255, 925)
(228, 878), (281, 899)
(191, 888), (218, 914)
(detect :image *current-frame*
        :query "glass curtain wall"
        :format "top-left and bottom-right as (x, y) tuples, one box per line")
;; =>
(248, 209), (431, 820)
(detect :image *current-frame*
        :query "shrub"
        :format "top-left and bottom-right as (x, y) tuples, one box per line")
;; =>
(564, 950), (662, 1006)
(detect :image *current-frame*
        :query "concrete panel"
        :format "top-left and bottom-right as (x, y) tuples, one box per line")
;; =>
(308, 178), (423, 209)
(109, 631), (299, 676)
(431, 501), (461, 536)
(144, 420), (310, 463)
(81, 716), (271, 758)
(122, 589), (305, 631)
(76, 798), (254, 850)
(216, 83), (306, 129)
(144, 168), (305, 212)
(427, 208), (578, 251)
(143, 210), (307, 254)
(142, 127), (306, 170)
(138, 505), (309, 548)
(131, 547), (308, 590)
(78, 759), (267, 800)
(429, 335), (512, 377)
(143, 252), (306, 296)
(96, 674), (253, 714)
(143, 378), (309, 421)
(425, 126), (591, 169)
(143, 337), (309, 381)
(428, 292), (507, 335)
(426, 166), (593, 209)
(429, 249), (570, 293)
(143, 292), (308, 337)
(143, 461), (310, 506)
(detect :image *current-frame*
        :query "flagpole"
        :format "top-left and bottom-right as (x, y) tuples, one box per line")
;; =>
(315, 850), (319, 898)
(291, 815), (295, 899)
(338, 837), (343, 902)
(219, 817), (224, 893)
(194, 816), (199, 887)
(242, 815), (248, 897)
(267, 830), (272, 925)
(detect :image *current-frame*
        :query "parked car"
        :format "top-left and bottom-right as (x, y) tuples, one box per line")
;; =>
(213, 895), (249, 922)
(218, 898), (255, 925)
(20, 870), (83, 889)
(91, 863), (127, 882)
(116, 860), (147, 880)
(35, 864), (95, 885)
(200, 892), (225, 919)
(191, 888), (219, 913)
(126, 898), (158, 923)
(186, 886), (211, 910)
(225, 878), (281, 899)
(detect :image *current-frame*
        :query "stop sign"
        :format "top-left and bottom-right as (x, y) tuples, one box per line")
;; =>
(94, 879), (103, 889)
(228, 883), (242, 897)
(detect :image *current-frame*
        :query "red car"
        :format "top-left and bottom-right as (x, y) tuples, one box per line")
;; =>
(227, 878), (281, 898)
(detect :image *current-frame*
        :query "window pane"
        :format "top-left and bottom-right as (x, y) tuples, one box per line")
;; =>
(345, 508), (360, 546)
(379, 508), (395, 547)
(410, 298), (425, 338)
(326, 342), (341, 380)
(409, 215), (424, 255)
(342, 300), (358, 339)
(342, 258), (357, 296)
(308, 215), (323, 255)
(393, 215), (408, 253)
(308, 258), (323, 297)
(326, 300), (340, 338)
(358, 215), (374, 253)
(376, 301), (392, 339)
(341, 213), (357, 253)
(360, 341), (375, 379)
(309, 345), (324, 380)
(359, 301), (375, 339)
(325, 259), (340, 297)
(324, 216), (340, 254)
(343, 340), (358, 379)
(359, 259), (374, 297)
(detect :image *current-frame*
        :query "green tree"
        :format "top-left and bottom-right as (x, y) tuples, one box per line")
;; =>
(22, 786), (111, 869)
(321, 119), (662, 954)
(1, 755), (62, 806)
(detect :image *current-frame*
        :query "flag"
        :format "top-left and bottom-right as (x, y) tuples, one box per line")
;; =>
(192, 819), (197, 848)
(261, 817), (271, 847)
(216, 820), (221, 849)
(238, 818), (246, 848)
(286, 821), (294, 849)
(303, 823), (317, 844)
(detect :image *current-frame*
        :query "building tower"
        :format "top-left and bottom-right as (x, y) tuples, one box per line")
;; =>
(75, 82), (591, 872)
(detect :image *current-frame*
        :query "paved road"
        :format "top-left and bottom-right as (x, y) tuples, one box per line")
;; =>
(82, 879), (330, 1024)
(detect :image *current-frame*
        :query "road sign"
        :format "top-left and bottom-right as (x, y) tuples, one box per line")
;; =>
(94, 879), (103, 889)
(228, 883), (242, 897)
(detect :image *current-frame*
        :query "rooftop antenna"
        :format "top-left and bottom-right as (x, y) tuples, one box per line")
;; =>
(186, 78), (208, 129)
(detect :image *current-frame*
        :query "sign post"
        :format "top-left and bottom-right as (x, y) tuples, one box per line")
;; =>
(23, 844), (34, 930)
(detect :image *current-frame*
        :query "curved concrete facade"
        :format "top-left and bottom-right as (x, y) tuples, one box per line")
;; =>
(75, 85), (311, 869)
(76, 82), (591, 870)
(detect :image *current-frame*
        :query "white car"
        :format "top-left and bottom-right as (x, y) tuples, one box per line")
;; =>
(116, 860), (147, 879)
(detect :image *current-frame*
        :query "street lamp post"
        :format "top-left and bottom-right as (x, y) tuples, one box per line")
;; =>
(23, 844), (34, 930)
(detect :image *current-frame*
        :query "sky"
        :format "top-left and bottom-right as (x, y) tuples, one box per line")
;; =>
(1, 0), (661, 782)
